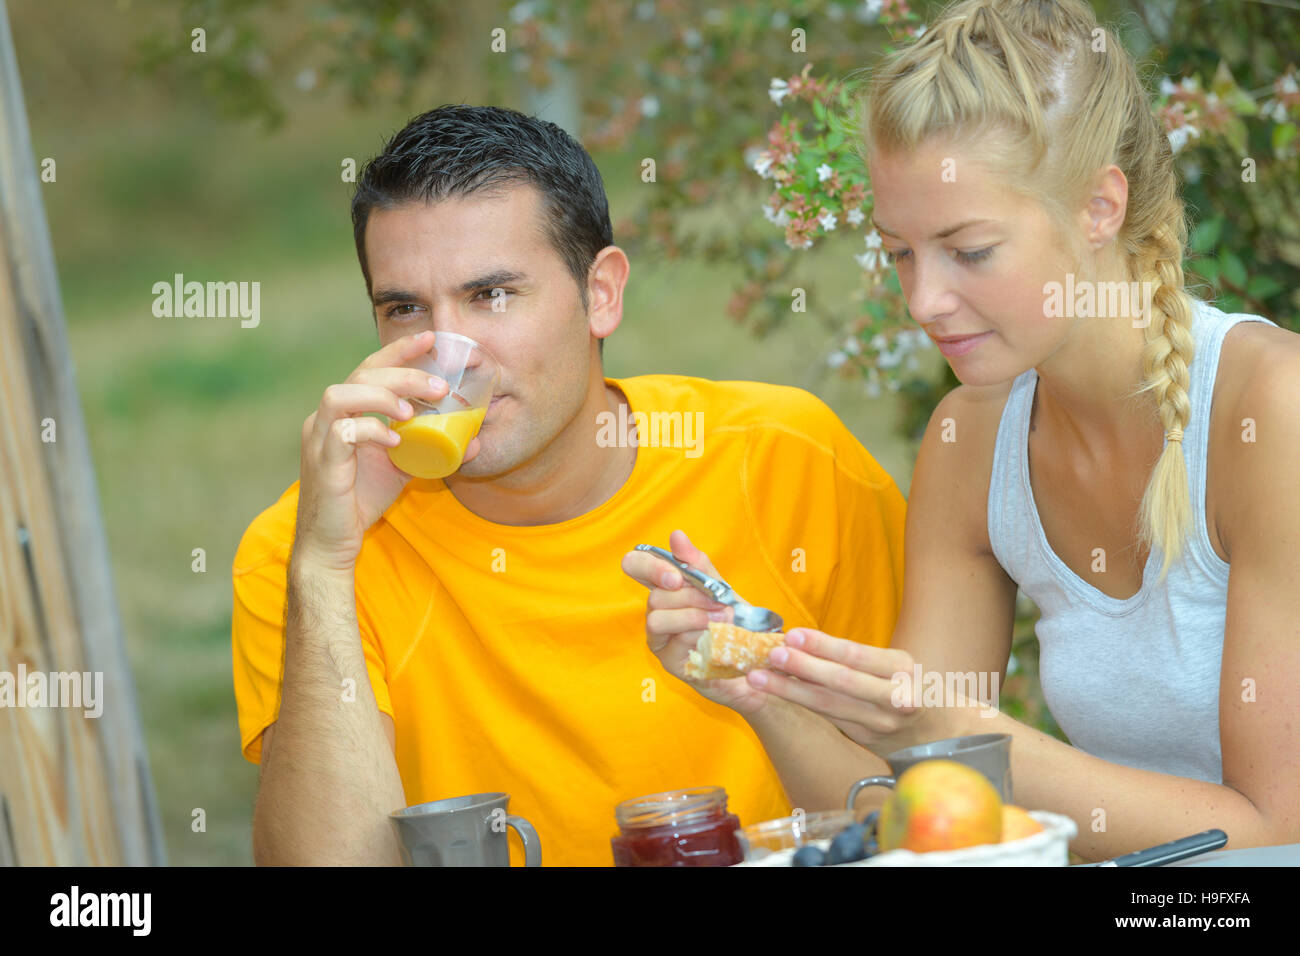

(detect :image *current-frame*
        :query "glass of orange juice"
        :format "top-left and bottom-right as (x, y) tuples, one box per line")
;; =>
(386, 332), (500, 480)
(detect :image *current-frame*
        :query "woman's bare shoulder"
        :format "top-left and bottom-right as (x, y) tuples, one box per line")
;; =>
(1215, 319), (1300, 423)
(916, 378), (1019, 556)
(927, 378), (1018, 443)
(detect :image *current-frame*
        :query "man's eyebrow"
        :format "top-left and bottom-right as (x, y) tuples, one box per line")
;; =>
(371, 270), (530, 306)
(372, 287), (422, 307)
(871, 217), (996, 240)
(455, 270), (529, 294)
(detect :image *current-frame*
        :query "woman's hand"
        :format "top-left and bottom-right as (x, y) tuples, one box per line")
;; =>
(620, 529), (775, 718)
(748, 627), (970, 754)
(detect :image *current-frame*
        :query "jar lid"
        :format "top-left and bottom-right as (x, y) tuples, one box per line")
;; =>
(614, 786), (728, 830)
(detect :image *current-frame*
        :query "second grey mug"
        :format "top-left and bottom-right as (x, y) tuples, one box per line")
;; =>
(846, 733), (1013, 811)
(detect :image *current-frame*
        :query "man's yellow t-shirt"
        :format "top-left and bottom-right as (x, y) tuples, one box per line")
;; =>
(231, 374), (906, 866)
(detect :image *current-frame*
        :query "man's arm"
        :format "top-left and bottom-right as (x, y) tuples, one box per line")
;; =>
(252, 556), (407, 865)
(248, 331), (453, 865)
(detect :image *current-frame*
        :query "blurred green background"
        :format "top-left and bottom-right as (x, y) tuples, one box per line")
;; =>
(12, 0), (1296, 865)
(10, 0), (917, 865)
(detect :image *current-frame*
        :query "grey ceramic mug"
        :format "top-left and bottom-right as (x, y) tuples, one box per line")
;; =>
(846, 733), (1013, 811)
(389, 792), (542, 866)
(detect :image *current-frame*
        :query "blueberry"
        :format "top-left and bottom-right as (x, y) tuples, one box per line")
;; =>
(792, 845), (826, 867)
(827, 824), (869, 865)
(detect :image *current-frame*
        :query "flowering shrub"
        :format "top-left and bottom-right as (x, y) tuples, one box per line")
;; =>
(747, 5), (1299, 399)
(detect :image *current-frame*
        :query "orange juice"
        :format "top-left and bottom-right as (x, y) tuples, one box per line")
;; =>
(387, 406), (487, 479)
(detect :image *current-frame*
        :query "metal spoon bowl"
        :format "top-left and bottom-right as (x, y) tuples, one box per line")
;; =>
(634, 544), (784, 632)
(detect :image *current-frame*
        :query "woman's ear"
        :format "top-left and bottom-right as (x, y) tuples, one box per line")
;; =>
(1083, 164), (1128, 249)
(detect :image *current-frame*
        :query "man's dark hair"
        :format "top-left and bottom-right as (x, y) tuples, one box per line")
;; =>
(352, 104), (614, 356)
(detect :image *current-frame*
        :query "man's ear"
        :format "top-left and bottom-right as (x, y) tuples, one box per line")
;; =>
(586, 245), (630, 340)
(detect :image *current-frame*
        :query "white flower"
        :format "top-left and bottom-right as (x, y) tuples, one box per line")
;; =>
(753, 152), (775, 178)
(1167, 124), (1201, 154)
(510, 1), (536, 24)
(295, 68), (317, 91)
(1282, 73), (1299, 95)
(878, 348), (902, 369)
(846, 207), (865, 227)
(827, 350), (848, 369)
(818, 210), (838, 231)
(639, 95), (660, 118)
(1007, 652), (1020, 675)
(683, 27), (702, 48)
(870, 333), (887, 351)
(855, 229), (887, 270)
(909, 24), (927, 39)
(769, 78), (790, 106)
(1159, 77), (1179, 98)
(844, 336), (862, 355)
(816, 163), (834, 182)
(866, 378), (882, 398)
(762, 204), (791, 227)
(771, 10), (789, 28)
(859, 0), (884, 23)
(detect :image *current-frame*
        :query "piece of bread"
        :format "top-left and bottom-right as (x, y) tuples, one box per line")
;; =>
(684, 620), (786, 680)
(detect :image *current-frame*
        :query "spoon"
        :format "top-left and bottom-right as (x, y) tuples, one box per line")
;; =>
(634, 544), (784, 632)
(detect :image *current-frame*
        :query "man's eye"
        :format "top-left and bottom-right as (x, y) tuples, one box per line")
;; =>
(475, 288), (513, 302)
(386, 303), (421, 319)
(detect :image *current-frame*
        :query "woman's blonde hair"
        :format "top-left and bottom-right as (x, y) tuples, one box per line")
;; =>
(853, 0), (1195, 581)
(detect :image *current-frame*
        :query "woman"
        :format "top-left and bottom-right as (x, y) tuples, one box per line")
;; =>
(622, 0), (1299, 858)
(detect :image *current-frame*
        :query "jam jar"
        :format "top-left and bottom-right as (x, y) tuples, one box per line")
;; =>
(610, 786), (744, 867)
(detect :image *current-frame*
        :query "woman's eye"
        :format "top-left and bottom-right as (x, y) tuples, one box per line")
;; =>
(957, 247), (994, 264)
(885, 248), (993, 266)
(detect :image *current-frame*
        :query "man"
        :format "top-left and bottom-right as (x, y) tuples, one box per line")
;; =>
(232, 104), (906, 866)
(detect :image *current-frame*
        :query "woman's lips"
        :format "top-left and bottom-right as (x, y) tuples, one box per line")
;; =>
(933, 331), (993, 358)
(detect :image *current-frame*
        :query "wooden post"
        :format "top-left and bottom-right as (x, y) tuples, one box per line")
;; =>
(0, 0), (164, 865)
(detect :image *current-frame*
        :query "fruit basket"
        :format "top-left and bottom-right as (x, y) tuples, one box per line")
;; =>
(732, 811), (1078, 867)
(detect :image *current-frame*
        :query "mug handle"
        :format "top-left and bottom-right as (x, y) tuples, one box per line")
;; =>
(506, 815), (542, 867)
(846, 775), (896, 811)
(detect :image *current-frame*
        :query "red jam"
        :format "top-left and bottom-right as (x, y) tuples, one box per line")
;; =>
(611, 787), (744, 867)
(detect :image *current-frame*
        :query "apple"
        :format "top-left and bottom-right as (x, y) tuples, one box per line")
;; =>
(877, 759), (1003, 853)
